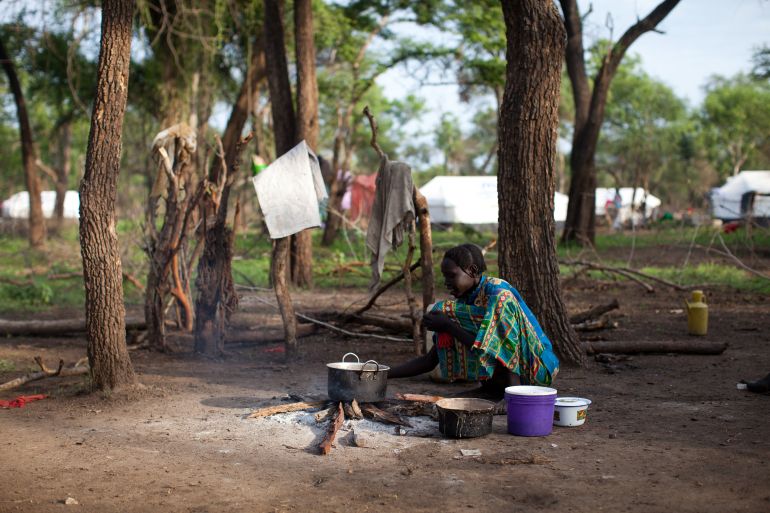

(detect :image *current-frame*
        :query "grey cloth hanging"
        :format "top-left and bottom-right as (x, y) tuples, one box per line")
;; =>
(365, 154), (415, 291)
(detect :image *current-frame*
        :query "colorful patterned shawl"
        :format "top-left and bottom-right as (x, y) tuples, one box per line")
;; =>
(432, 275), (559, 386)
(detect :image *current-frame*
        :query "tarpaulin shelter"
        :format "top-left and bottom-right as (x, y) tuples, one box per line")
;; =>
(710, 171), (770, 221)
(1, 190), (80, 219)
(343, 174), (378, 222)
(418, 175), (569, 225)
(595, 187), (661, 226)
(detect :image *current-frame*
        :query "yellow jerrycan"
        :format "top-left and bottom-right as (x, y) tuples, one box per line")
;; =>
(685, 290), (708, 336)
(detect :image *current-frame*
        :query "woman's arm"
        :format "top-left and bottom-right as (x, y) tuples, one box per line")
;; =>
(423, 311), (476, 348)
(388, 345), (439, 378)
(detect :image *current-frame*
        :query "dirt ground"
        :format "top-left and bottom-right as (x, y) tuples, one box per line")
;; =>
(1, 247), (770, 513)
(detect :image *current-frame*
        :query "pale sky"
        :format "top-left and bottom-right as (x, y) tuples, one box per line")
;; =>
(378, 0), (770, 131)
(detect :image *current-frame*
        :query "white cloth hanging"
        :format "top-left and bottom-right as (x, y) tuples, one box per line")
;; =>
(252, 140), (328, 239)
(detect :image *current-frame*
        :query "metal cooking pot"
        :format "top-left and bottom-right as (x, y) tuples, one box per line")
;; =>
(327, 353), (389, 403)
(435, 398), (496, 438)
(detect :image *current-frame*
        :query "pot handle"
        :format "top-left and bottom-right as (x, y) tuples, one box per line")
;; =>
(342, 352), (360, 363)
(360, 360), (380, 373)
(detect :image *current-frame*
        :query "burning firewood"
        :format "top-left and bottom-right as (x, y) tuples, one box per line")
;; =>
(247, 400), (328, 419)
(319, 402), (345, 455)
(361, 403), (412, 428)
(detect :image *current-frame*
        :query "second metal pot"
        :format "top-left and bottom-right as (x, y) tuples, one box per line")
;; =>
(436, 398), (496, 438)
(327, 353), (389, 403)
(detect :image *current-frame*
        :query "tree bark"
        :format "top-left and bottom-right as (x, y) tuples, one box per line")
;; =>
(193, 40), (265, 357)
(559, 0), (681, 245)
(498, 0), (583, 365)
(289, 0), (319, 288)
(0, 37), (46, 248)
(53, 119), (73, 230)
(79, 0), (137, 390)
(264, 0), (298, 353)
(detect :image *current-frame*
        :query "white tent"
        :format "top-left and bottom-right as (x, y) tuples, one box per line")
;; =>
(595, 187), (661, 226)
(1, 190), (80, 219)
(710, 171), (770, 221)
(418, 176), (569, 225)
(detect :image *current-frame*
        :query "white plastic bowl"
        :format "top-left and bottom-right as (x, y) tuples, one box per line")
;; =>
(553, 397), (592, 427)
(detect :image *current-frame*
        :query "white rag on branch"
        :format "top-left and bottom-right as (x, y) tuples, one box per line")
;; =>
(252, 140), (328, 239)
(365, 154), (415, 291)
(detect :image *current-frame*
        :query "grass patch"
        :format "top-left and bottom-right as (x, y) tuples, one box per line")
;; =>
(0, 359), (15, 373)
(0, 223), (767, 312)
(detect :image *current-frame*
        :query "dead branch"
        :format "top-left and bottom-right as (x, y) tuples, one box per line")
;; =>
(584, 340), (727, 355)
(247, 400), (328, 419)
(122, 272), (145, 292)
(363, 105), (386, 160)
(319, 402), (345, 455)
(561, 259), (655, 292)
(569, 299), (620, 324)
(352, 261), (420, 316)
(0, 357), (88, 392)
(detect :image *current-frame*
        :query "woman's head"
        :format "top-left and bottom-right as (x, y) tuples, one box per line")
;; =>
(441, 244), (486, 298)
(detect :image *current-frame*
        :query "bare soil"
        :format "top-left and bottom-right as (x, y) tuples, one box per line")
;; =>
(1, 251), (770, 513)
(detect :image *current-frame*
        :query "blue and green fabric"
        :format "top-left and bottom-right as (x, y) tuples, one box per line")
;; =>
(432, 275), (559, 386)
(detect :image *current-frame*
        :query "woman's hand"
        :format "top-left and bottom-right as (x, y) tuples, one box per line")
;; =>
(422, 311), (456, 333)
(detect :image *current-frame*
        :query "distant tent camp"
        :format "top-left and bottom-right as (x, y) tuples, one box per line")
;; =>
(595, 187), (661, 226)
(710, 171), (770, 221)
(0, 190), (80, 219)
(418, 176), (568, 225)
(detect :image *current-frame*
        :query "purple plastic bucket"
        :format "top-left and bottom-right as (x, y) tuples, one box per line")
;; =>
(505, 385), (557, 436)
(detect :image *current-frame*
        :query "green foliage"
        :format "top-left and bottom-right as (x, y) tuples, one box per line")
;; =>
(0, 359), (15, 373)
(699, 74), (770, 176)
(596, 53), (694, 207)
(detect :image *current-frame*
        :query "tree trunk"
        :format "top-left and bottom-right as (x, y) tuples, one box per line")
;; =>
(559, 0), (681, 245)
(53, 119), (73, 230)
(0, 37), (46, 248)
(79, 0), (137, 390)
(264, 0), (298, 353)
(193, 44), (264, 357)
(498, 0), (583, 365)
(321, 108), (348, 246)
(288, 0), (319, 288)
(294, 0), (319, 150)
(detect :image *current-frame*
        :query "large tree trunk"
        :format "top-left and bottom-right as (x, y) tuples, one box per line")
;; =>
(264, 0), (298, 354)
(79, 0), (137, 390)
(498, 0), (583, 365)
(194, 40), (265, 357)
(559, 0), (681, 245)
(0, 37), (46, 248)
(289, 0), (319, 287)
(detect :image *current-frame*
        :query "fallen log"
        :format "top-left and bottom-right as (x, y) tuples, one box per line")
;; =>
(572, 315), (618, 332)
(224, 324), (318, 345)
(0, 357), (89, 392)
(584, 340), (727, 355)
(0, 317), (146, 337)
(569, 299), (620, 325)
(319, 402), (345, 455)
(247, 400), (328, 419)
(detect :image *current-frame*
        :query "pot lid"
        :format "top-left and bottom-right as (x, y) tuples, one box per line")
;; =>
(504, 385), (557, 396)
(555, 396), (592, 407)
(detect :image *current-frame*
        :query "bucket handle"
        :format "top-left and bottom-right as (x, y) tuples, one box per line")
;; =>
(342, 352), (360, 363)
(359, 360), (380, 379)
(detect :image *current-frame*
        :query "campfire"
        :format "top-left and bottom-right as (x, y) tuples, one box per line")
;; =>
(248, 393), (442, 455)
